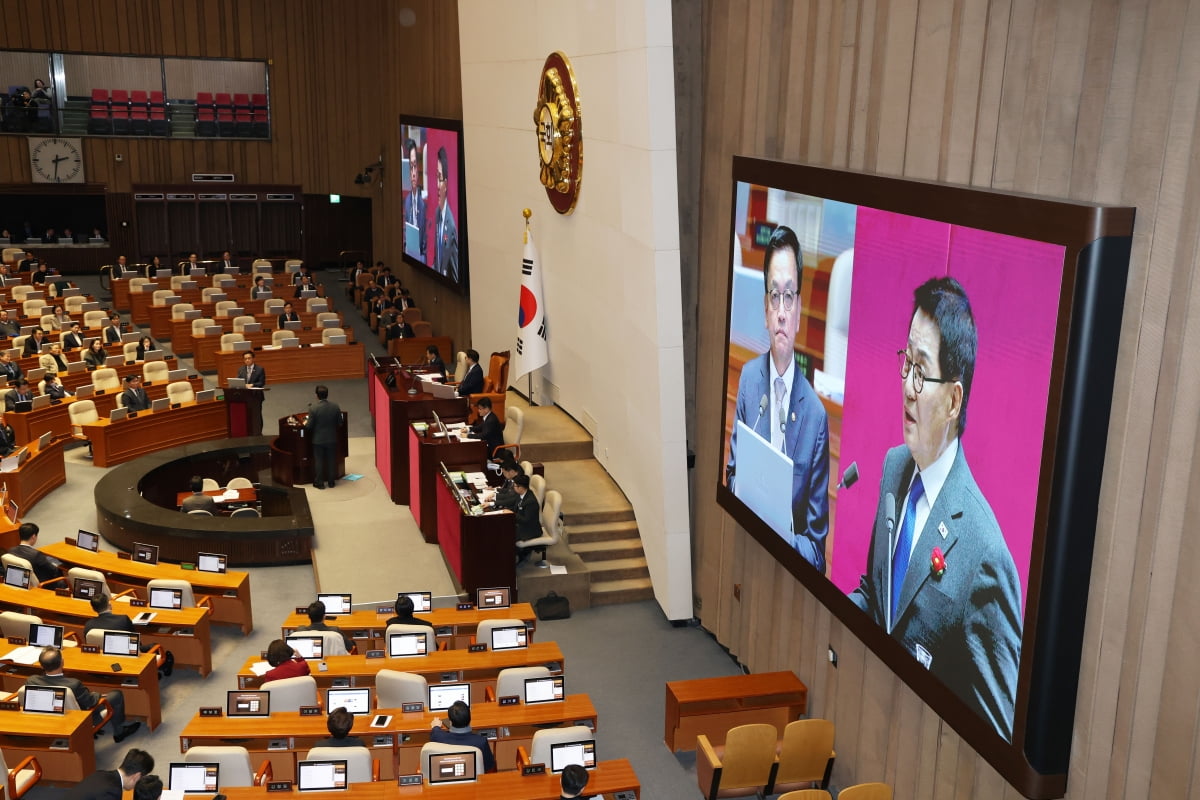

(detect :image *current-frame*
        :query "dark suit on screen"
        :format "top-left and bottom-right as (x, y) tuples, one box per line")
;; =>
(404, 191), (427, 257)
(435, 203), (458, 281)
(848, 443), (1022, 741)
(725, 353), (830, 573)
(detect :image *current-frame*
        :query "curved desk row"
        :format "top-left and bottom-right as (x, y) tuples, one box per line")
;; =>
(81, 396), (229, 467)
(0, 433), (66, 513)
(214, 342), (366, 384)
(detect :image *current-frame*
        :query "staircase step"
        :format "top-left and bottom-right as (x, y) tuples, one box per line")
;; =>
(563, 508), (636, 527)
(566, 520), (640, 543)
(589, 577), (654, 606)
(585, 557), (649, 582)
(571, 538), (645, 561)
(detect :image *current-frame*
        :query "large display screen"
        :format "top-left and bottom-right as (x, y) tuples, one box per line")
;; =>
(717, 158), (1134, 799)
(399, 114), (468, 292)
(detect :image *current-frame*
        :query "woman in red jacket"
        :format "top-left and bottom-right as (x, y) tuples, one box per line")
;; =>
(261, 639), (311, 684)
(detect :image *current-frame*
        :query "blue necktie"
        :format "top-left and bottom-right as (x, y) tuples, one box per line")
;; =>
(891, 473), (925, 622)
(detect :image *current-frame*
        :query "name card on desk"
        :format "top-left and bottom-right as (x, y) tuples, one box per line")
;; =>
(117, 552), (131, 560)
(376, 606), (394, 615)
(365, 650), (384, 660)
(6, 637), (24, 645)
(522, 764), (547, 776)
(0, 701), (17, 711)
(266, 782), (293, 793)
(295, 606), (308, 614)
(401, 702), (424, 713)
(398, 775), (422, 787)
(81, 645), (99, 654)
(299, 706), (322, 717)
(128, 599), (147, 607)
(457, 602), (474, 611)
(468, 643), (487, 653)
(498, 695), (520, 707)
(199, 707), (222, 717)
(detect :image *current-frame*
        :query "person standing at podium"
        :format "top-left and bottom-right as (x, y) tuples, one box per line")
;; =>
(305, 384), (341, 489)
(120, 375), (151, 412)
(237, 351), (267, 436)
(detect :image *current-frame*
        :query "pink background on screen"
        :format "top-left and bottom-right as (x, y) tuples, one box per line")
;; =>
(424, 129), (460, 263)
(829, 207), (1065, 611)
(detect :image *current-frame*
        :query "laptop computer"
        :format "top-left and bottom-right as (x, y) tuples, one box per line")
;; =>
(22, 685), (66, 714)
(524, 675), (565, 705)
(26, 367), (45, 382)
(326, 687), (372, 715)
(66, 361), (87, 374)
(167, 368), (187, 381)
(28, 622), (64, 648)
(549, 739), (597, 772)
(284, 320), (302, 331)
(31, 394), (50, 410)
(231, 340), (252, 352)
(732, 419), (797, 546)
(242, 322), (262, 333)
(104, 355), (123, 367)
(476, 587), (511, 609)
(144, 349), (165, 361)
(226, 690), (270, 717)
(109, 408), (128, 422)
(387, 632), (427, 657)
(102, 630), (140, 657)
(149, 587), (183, 609)
(196, 552), (227, 573)
(296, 760), (347, 792)
(317, 593), (351, 614)
(489, 625), (528, 651)
(168, 763), (219, 794)
(227, 377), (246, 389)
(426, 751), (477, 785)
(326, 334), (347, 346)
(3, 564), (30, 589)
(133, 542), (159, 565)
(286, 635), (324, 660)
(74, 383), (94, 398)
(399, 591), (431, 612)
(196, 389), (215, 402)
(427, 683), (470, 713)
(72, 577), (102, 599)
(151, 398), (169, 412)
(76, 529), (100, 551)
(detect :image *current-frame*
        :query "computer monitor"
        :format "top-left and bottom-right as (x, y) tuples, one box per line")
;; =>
(76, 530), (100, 551)
(286, 635), (324, 660)
(226, 690), (270, 717)
(196, 389), (215, 402)
(3, 565), (30, 589)
(168, 763), (219, 794)
(102, 631), (140, 657)
(317, 593), (352, 614)
(326, 335), (347, 346)
(387, 632), (427, 657)
(399, 591), (431, 612)
(72, 577), (102, 599)
(151, 397), (169, 412)
(427, 683), (470, 713)
(523, 675), (565, 705)
(296, 760), (348, 792)
(326, 688), (372, 715)
(489, 625), (528, 651)
(5, 498), (17, 521)
(426, 751), (477, 785)
(196, 552), (227, 573)
(22, 685), (66, 714)
(475, 587), (511, 609)
(132, 542), (159, 565)
(549, 739), (597, 773)
(431, 410), (448, 437)
(28, 623), (64, 648)
(149, 587), (183, 609)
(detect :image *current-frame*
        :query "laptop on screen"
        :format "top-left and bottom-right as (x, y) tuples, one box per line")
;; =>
(226, 690), (270, 717)
(399, 592), (431, 613)
(22, 685), (66, 714)
(476, 587), (511, 609)
(149, 587), (183, 609)
(549, 739), (597, 773)
(76, 529), (100, 551)
(427, 683), (470, 713)
(524, 675), (565, 705)
(426, 751), (477, 785)
(132, 542), (159, 565)
(102, 631), (140, 656)
(72, 577), (102, 599)
(387, 632), (427, 657)
(296, 760), (347, 792)
(28, 622), (64, 648)
(326, 688), (371, 715)
(731, 419), (797, 545)
(4, 564), (30, 589)
(286, 635), (324, 660)
(317, 593), (351, 614)
(169, 763), (219, 793)
(489, 625), (528, 651)
(197, 552), (227, 573)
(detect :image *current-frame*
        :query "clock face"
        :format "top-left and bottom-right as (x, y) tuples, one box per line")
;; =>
(29, 138), (84, 184)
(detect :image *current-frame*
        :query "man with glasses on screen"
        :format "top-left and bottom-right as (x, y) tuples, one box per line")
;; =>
(434, 146), (459, 281)
(725, 225), (830, 573)
(404, 138), (427, 258)
(848, 276), (1022, 741)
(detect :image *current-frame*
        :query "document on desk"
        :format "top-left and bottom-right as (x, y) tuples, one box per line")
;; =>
(219, 489), (240, 502)
(249, 660), (271, 676)
(160, 789), (186, 800)
(2, 645), (42, 665)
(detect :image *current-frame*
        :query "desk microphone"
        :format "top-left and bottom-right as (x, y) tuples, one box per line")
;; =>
(837, 461), (859, 490)
(751, 394), (768, 431)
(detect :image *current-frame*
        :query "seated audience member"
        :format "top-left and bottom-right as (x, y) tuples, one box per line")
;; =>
(84, 594), (174, 675)
(362, 280), (382, 304)
(134, 336), (156, 361)
(63, 748), (155, 800)
(0, 351), (22, 382)
(295, 600), (355, 653)
(5, 379), (34, 411)
(42, 372), (71, 401)
(386, 313), (414, 340)
(376, 266), (397, 288)
(469, 397), (504, 454)
(181, 476), (216, 514)
(8, 522), (63, 586)
(261, 639), (311, 684)
(120, 374), (151, 412)
(31, 262), (50, 284)
(17, 251), (38, 272)
(133, 775), (163, 800)
(219, 250), (237, 273)
(396, 288), (416, 310)
(559, 764), (590, 799)
(385, 594), (433, 629)
(40, 342), (68, 373)
(183, 253), (201, 275)
(293, 275), (316, 298)
(278, 302), (300, 328)
(112, 255), (131, 279)
(102, 314), (122, 346)
(22, 327), (47, 357)
(424, 345), (446, 378)
(490, 460), (524, 511)
(512, 474), (542, 555)
(0, 414), (15, 457)
(251, 276), (269, 299)
(292, 264), (313, 285)
(430, 701), (496, 773)
(82, 339), (107, 369)
(62, 321), (85, 350)
(28, 646), (140, 742)
(458, 349), (484, 396)
(0, 310), (19, 338)
(314, 707), (365, 748)
(48, 304), (71, 329)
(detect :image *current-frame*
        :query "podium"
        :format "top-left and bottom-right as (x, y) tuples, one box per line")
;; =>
(409, 424), (487, 543)
(270, 412), (348, 486)
(225, 387), (267, 436)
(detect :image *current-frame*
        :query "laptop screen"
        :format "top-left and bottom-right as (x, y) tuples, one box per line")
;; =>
(399, 591), (431, 612)
(427, 751), (477, 785)
(427, 683), (470, 713)
(196, 552), (227, 573)
(76, 530), (100, 551)
(327, 688), (371, 715)
(226, 690), (270, 717)
(103, 631), (140, 656)
(22, 685), (66, 714)
(297, 760), (348, 792)
(476, 587), (510, 609)
(169, 763), (219, 793)
(317, 593), (352, 614)
(550, 739), (597, 773)
(287, 635), (324, 660)
(4, 565), (30, 589)
(133, 542), (159, 565)
(149, 587), (183, 609)
(72, 577), (102, 598)
(524, 675), (565, 705)
(28, 623), (64, 648)
(489, 625), (528, 651)
(387, 632), (427, 657)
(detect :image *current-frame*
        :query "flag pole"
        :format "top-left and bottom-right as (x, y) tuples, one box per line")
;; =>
(522, 208), (535, 405)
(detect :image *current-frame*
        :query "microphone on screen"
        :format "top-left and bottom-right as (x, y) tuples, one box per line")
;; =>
(751, 394), (768, 431)
(837, 461), (859, 490)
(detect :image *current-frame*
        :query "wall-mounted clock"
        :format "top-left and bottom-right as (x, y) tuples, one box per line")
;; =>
(534, 52), (582, 214)
(29, 137), (85, 184)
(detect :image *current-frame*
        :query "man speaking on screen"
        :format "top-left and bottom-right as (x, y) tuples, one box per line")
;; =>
(726, 225), (830, 573)
(849, 276), (1022, 741)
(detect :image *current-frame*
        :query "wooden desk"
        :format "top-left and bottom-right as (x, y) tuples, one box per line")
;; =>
(170, 312), (340, 352)
(194, 328), (351, 372)
(174, 487), (257, 509)
(386, 336), (455, 365)
(0, 645), (162, 729)
(42, 542), (254, 635)
(0, 435), (65, 513)
(279, 604), (537, 651)
(409, 426), (487, 544)
(0, 584), (214, 676)
(179, 695), (598, 780)
(235, 642), (564, 702)
(436, 471), (516, 597)
(664, 670), (807, 751)
(213, 342), (365, 384)
(81, 398), (229, 467)
(0, 708), (94, 784)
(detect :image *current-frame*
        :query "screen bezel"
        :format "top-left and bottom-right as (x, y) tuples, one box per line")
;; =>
(317, 593), (352, 614)
(196, 552), (228, 573)
(425, 751), (477, 785)
(22, 685), (66, 714)
(398, 113), (470, 295)
(226, 690), (271, 718)
(549, 739), (597, 773)
(102, 630), (140, 656)
(168, 763), (220, 794)
(149, 587), (183, 609)
(398, 591), (431, 612)
(387, 632), (427, 658)
(3, 564), (30, 589)
(326, 688), (372, 715)
(488, 625), (528, 651)
(71, 577), (101, 598)
(427, 683), (470, 713)
(296, 760), (348, 792)
(132, 542), (159, 565)
(286, 635), (324, 660)
(28, 622), (64, 648)
(523, 675), (565, 705)
(475, 587), (510, 609)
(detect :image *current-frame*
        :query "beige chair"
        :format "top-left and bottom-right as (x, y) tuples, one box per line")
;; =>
(252, 259), (272, 274)
(696, 723), (778, 800)
(22, 299), (46, 318)
(272, 330), (298, 346)
(151, 289), (173, 306)
(285, 259), (303, 273)
(492, 666), (549, 701)
(768, 719), (835, 795)
(169, 275), (189, 291)
(187, 509), (214, 517)
(214, 300), (238, 318)
(67, 566), (114, 599)
(452, 351), (467, 382)
(221, 332), (245, 351)
(315, 311), (339, 327)
(10, 336), (26, 355)
(68, 399), (98, 439)
(777, 792), (833, 800)
(122, 341), (140, 361)
(528, 474), (546, 507)
(183, 746), (271, 787)
(516, 489), (561, 566)
(16, 686), (112, 737)
(9, 285), (32, 302)
(201, 287), (223, 302)
(201, 478), (220, 492)
(143, 361), (170, 383)
(1, 248), (22, 263)
(192, 317), (216, 336)
(493, 406), (523, 460)
(263, 298), (284, 314)
(520, 460), (533, 479)
(232, 315), (256, 332)
(321, 327), (345, 344)
(166, 381), (195, 405)
(838, 784), (892, 800)
(474, 619), (526, 648)
(126, 277), (150, 294)
(39, 314), (55, 330)
(147, 578), (200, 608)
(171, 302), (195, 319)
(519, 725), (594, 770)
(384, 623), (436, 656)
(226, 477), (254, 489)
(303, 629), (348, 657)
(230, 507), (261, 518)
(91, 368), (120, 392)
(265, 675), (318, 711)
(418, 742), (483, 782)
(306, 297), (328, 312)
(304, 747), (378, 783)
(0, 745), (43, 800)
(64, 295), (86, 313)
(83, 309), (107, 328)
(375, 670), (427, 708)
(0, 610), (42, 637)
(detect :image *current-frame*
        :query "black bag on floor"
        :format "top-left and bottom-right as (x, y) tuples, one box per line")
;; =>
(534, 591), (571, 620)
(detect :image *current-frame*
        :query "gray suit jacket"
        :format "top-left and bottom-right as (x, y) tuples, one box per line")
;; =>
(849, 443), (1022, 741)
(305, 399), (342, 446)
(435, 204), (458, 281)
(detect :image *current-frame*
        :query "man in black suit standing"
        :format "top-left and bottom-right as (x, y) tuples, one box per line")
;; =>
(469, 397), (504, 456)
(458, 349), (484, 397)
(64, 748), (154, 800)
(7, 523), (63, 586)
(237, 351), (267, 435)
(120, 375), (151, 412)
(28, 647), (141, 742)
(305, 384), (342, 489)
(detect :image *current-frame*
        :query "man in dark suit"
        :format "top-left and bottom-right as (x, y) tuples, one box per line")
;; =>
(112, 255), (131, 279)
(181, 476), (216, 513)
(725, 226), (830, 572)
(434, 146), (459, 281)
(295, 600), (354, 653)
(0, 310), (19, 338)
(219, 250), (238, 273)
(305, 384), (342, 489)
(0, 352), (22, 384)
(22, 328), (47, 357)
(403, 138), (427, 258)
(512, 474), (541, 544)
(458, 349), (484, 396)
(384, 594), (434, 629)
(237, 351), (267, 435)
(429, 701), (496, 772)
(8, 523), (63, 586)
(82, 594), (173, 674)
(41, 373), (71, 401)
(62, 321), (85, 350)
(386, 313), (414, 340)
(5, 379), (33, 411)
(64, 748), (154, 800)
(120, 375), (151, 412)
(293, 275), (316, 298)
(102, 314), (123, 346)
(490, 461), (523, 511)
(848, 276), (1022, 742)
(28, 647), (141, 742)
(277, 302), (301, 328)
(17, 251), (39, 272)
(469, 397), (505, 455)
(424, 345), (446, 378)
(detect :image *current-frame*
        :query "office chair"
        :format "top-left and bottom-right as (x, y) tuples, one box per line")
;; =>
(383, 623), (437, 656)
(516, 489), (562, 567)
(418, 742), (483, 781)
(768, 718), (835, 794)
(838, 784), (893, 800)
(696, 723), (778, 800)
(0, 746), (42, 800)
(375, 670), (427, 708)
(264, 675), (318, 711)
(517, 725), (594, 770)
(183, 746), (272, 787)
(305, 747), (378, 783)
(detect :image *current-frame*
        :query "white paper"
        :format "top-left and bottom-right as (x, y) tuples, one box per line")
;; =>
(548, 564), (568, 575)
(2, 645), (42, 665)
(248, 660), (271, 676)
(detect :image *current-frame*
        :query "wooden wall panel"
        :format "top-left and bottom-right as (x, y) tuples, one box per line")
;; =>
(691, 1), (1200, 799)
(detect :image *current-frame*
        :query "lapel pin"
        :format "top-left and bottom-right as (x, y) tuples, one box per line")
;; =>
(790, 412), (796, 422)
(937, 521), (948, 539)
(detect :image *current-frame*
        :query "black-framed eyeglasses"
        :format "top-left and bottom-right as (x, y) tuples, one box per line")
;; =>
(768, 289), (797, 311)
(898, 350), (956, 394)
